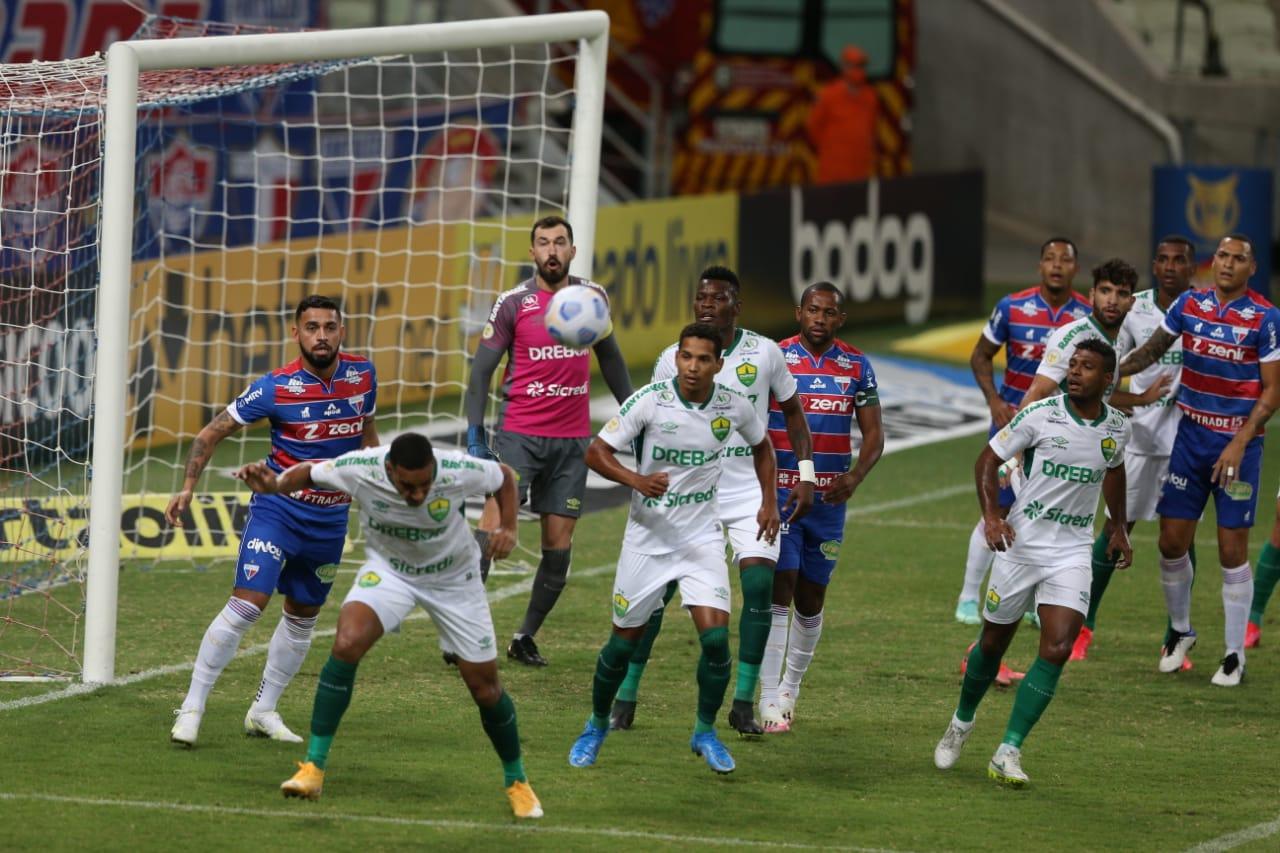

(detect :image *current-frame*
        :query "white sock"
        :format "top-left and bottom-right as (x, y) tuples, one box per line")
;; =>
(182, 598), (262, 713)
(759, 604), (789, 708)
(250, 610), (318, 714)
(1222, 562), (1253, 658)
(1160, 553), (1194, 633)
(960, 519), (992, 602)
(781, 609), (824, 696)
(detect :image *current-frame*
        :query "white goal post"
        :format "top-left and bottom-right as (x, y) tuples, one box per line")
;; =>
(81, 11), (610, 684)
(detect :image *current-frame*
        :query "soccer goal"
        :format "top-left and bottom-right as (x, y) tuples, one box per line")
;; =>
(0, 11), (608, 684)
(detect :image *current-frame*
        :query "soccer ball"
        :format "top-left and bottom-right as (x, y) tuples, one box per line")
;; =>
(544, 284), (611, 348)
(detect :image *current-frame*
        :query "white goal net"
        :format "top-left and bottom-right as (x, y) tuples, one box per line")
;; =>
(0, 11), (607, 681)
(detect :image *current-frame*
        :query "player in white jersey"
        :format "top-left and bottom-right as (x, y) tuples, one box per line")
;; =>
(1021, 259), (1154, 411)
(235, 433), (544, 820)
(934, 338), (1132, 787)
(609, 266), (814, 737)
(1074, 240), (1193, 661)
(569, 323), (780, 775)
(955, 260), (1149, 675)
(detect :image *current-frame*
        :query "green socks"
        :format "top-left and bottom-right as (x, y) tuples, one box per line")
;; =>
(956, 642), (1000, 723)
(1002, 656), (1063, 748)
(696, 626), (731, 731)
(616, 582), (676, 703)
(591, 633), (639, 729)
(733, 564), (773, 702)
(1085, 532), (1118, 630)
(306, 655), (358, 770)
(1250, 542), (1280, 624)
(478, 690), (525, 786)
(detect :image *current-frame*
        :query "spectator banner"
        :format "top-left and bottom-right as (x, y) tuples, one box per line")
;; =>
(736, 172), (984, 329)
(1152, 166), (1273, 296)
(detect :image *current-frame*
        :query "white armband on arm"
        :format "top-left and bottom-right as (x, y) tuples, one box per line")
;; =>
(798, 459), (817, 484)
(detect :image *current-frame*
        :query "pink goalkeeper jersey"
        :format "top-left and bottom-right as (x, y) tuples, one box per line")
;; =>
(479, 276), (606, 438)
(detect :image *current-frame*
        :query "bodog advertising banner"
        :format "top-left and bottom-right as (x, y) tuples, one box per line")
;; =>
(736, 172), (984, 330)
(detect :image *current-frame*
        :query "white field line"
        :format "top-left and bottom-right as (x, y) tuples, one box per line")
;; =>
(1184, 816), (1280, 853)
(0, 792), (900, 852)
(0, 564), (608, 713)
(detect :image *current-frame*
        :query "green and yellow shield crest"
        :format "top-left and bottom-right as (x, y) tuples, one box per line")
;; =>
(428, 497), (450, 521)
(710, 415), (731, 441)
(736, 362), (758, 387)
(1100, 436), (1117, 463)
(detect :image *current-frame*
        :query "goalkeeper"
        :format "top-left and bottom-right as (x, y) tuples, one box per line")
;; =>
(237, 432), (543, 820)
(464, 215), (633, 668)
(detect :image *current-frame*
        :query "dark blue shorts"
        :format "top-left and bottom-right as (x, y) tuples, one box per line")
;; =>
(777, 496), (845, 586)
(234, 495), (348, 605)
(1157, 417), (1263, 529)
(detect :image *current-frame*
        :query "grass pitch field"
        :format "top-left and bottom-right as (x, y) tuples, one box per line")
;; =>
(3, 427), (1280, 852)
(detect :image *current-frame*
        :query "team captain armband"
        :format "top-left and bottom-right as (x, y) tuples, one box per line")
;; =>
(798, 460), (817, 484)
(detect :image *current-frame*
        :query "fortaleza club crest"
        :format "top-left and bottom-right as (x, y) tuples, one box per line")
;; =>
(710, 415), (731, 441)
(1100, 436), (1117, 463)
(736, 362), (758, 387)
(428, 497), (450, 521)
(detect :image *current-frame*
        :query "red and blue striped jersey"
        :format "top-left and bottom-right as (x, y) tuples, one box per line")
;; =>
(983, 287), (1091, 407)
(1160, 287), (1280, 434)
(228, 352), (378, 516)
(767, 337), (878, 494)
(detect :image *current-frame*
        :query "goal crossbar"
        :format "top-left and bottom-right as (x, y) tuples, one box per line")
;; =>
(83, 11), (610, 684)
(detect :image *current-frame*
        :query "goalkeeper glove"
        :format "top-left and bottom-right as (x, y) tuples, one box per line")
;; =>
(467, 425), (496, 460)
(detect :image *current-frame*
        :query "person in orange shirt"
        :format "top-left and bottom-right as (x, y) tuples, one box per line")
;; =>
(806, 46), (879, 185)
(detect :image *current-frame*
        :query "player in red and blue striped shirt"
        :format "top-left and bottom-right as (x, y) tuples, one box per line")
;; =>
(757, 282), (883, 732)
(166, 295), (380, 746)
(955, 239), (1091, 628)
(1119, 234), (1280, 686)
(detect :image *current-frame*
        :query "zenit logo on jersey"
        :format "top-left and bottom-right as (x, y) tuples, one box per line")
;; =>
(1162, 287), (1280, 434)
(983, 287), (1091, 407)
(229, 352), (377, 516)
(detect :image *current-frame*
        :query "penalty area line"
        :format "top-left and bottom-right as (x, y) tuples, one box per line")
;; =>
(0, 792), (897, 852)
(0, 565), (612, 714)
(1184, 816), (1280, 853)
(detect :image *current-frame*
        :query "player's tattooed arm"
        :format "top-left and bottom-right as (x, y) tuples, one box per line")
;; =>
(166, 409), (244, 526)
(1118, 328), (1176, 377)
(970, 337), (1013, 427)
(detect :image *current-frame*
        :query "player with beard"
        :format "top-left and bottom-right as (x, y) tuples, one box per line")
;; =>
(465, 215), (633, 667)
(167, 295), (379, 747)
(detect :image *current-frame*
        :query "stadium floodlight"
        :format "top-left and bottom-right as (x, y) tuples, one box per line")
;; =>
(0, 11), (609, 684)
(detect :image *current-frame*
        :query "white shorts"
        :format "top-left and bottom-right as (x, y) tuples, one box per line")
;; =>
(983, 552), (1091, 624)
(343, 553), (497, 663)
(1125, 453), (1170, 522)
(611, 540), (731, 628)
(722, 494), (779, 564)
